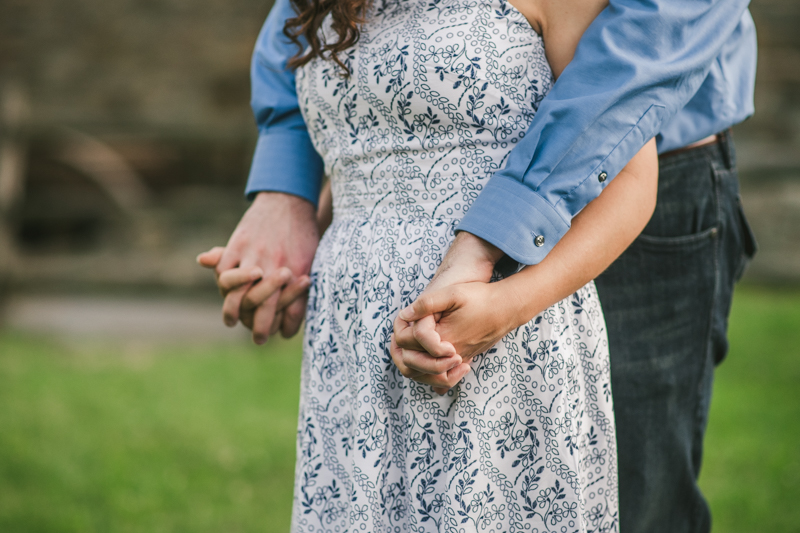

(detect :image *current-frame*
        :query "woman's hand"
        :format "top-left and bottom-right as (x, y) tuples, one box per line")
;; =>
(400, 281), (518, 360)
(391, 231), (506, 394)
(389, 329), (471, 396)
(206, 192), (318, 344)
(391, 279), (522, 394)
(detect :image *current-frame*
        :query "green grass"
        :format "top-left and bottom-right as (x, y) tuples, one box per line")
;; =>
(0, 335), (304, 532)
(0, 286), (798, 532)
(698, 286), (800, 532)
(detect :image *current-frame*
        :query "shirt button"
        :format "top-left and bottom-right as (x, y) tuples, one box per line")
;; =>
(598, 171), (608, 183)
(534, 235), (545, 247)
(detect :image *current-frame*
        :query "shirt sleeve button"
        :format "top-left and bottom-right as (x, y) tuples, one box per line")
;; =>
(534, 235), (545, 247)
(598, 171), (608, 183)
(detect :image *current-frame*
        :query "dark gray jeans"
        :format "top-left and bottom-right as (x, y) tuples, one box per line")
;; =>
(595, 131), (757, 533)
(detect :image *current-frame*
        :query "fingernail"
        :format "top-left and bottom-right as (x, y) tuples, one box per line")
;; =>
(251, 268), (263, 280)
(398, 308), (412, 320)
(254, 335), (266, 345)
(224, 316), (236, 327)
(195, 253), (203, 264)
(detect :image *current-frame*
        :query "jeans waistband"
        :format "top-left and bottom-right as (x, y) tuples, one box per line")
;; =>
(658, 129), (735, 170)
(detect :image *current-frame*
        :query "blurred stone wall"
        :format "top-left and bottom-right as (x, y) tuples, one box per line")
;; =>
(0, 0), (798, 289)
(0, 0), (277, 291)
(734, 0), (800, 282)
(1, 0), (272, 139)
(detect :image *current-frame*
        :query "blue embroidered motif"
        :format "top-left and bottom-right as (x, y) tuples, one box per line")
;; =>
(292, 1), (619, 531)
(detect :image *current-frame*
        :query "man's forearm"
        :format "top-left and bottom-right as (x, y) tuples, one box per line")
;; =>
(458, 0), (752, 266)
(497, 140), (658, 327)
(246, 0), (324, 204)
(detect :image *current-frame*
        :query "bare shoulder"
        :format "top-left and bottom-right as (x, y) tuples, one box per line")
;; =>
(507, 0), (609, 77)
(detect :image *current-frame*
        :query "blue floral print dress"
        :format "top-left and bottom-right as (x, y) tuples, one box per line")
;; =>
(292, 0), (619, 530)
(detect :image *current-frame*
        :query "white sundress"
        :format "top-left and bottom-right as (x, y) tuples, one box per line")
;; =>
(292, 0), (619, 531)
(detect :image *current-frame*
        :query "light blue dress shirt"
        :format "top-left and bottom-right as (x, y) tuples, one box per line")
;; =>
(245, 0), (757, 265)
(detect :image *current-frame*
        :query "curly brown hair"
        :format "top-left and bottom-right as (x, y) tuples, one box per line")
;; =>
(283, 0), (371, 73)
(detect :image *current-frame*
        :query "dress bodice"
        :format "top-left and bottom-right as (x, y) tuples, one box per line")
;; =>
(291, 4), (618, 530)
(296, 0), (553, 221)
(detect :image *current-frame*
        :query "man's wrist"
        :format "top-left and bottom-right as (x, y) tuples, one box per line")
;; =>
(454, 231), (505, 266)
(253, 190), (315, 206)
(252, 191), (317, 217)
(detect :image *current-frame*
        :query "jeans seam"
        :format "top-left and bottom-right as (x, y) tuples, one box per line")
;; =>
(689, 162), (723, 532)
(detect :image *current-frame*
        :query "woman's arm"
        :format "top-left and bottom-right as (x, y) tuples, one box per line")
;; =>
(391, 0), (659, 391)
(500, 138), (657, 322)
(456, 0), (750, 266)
(509, 0), (608, 79)
(392, 138), (658, 392)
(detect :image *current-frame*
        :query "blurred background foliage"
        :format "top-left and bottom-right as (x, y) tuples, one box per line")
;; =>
(0, 0), (798, 531)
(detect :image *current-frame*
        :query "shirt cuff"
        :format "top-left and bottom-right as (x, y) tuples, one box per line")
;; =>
(456, 176), (570, 265)
(245, 130), (324, 206)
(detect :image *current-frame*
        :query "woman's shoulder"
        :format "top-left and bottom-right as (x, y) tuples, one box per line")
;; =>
(506, 0), (608, 77)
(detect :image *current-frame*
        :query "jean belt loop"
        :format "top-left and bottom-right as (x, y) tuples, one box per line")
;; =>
(718, 128), (735, 170)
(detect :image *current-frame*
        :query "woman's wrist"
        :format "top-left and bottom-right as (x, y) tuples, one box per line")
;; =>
(495, 265), (548, 330)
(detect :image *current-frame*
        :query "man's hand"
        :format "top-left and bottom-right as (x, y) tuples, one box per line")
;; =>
(197, 246), (312, 333)
(206, 191), (319, 344)
(392, 232), (505, 394)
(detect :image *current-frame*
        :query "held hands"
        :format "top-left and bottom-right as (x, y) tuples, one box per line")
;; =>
(197, 246), (311, 336)
(197, 191), (319, 344)
(199, 201), (518, 397)
(391, 232), (521, 395)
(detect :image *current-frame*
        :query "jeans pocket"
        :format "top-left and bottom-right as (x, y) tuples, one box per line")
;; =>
(635, 225), (719, 252)
(599, 223), (718, 384)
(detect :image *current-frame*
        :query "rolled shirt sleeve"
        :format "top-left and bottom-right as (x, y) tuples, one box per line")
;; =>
(244, 0), (324, 206)
(457, 0), (754, 265)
